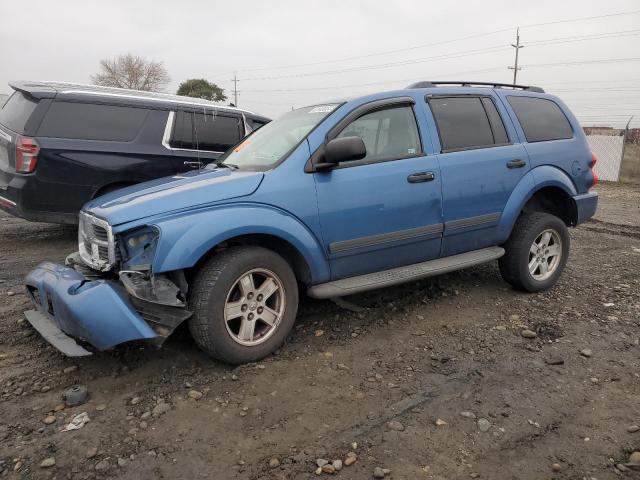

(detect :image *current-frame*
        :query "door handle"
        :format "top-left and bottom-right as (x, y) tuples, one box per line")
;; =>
(184, 161), (202, 169)
(407, 172), (435, 183)
(506, 159), (526, 169)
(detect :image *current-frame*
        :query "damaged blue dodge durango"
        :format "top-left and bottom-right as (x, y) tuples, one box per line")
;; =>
(24, 81), (598, 364)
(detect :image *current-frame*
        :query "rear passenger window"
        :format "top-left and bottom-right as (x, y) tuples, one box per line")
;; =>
(429, 97), (502, 152)
(507, 96), (573, 142)
(193, 113), (242, 152)
(170, 111), (193, 149)
(37, 102), (148, 141)
(336, 105), (421, 163)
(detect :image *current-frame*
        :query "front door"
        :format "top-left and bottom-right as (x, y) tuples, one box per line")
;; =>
(313, 101), (443, 280)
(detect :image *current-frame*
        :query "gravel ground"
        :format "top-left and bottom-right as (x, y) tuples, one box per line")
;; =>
(0, 182), (639, 480)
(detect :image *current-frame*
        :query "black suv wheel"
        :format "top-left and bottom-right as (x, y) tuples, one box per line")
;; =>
(188, 246), (298, 364)
(499, 212), (570, 292)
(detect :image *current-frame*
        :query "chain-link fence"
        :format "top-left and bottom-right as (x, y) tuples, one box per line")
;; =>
(585, 134), (624, 182)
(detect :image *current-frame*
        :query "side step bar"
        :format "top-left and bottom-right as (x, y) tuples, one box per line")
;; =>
(308, 246), (505, 299)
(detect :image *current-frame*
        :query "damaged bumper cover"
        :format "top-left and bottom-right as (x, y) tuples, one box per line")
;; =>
(24, 262), (161, 356)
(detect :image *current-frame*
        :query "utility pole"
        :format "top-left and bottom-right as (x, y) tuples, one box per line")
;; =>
(508, 27), (524, 85)
(231, 72), (239, 106)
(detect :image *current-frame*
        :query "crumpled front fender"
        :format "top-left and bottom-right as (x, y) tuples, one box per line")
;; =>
(25, 262), (157, 351)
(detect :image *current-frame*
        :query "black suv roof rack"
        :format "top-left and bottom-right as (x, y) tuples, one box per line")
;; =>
(406, 81), (545, 93)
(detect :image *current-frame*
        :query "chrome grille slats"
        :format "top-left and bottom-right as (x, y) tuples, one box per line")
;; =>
(78, 212), (116, 271)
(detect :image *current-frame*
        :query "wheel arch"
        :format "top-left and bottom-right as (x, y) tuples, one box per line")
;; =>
(151, 204), (330, 285)
(497, 166), (578, 244)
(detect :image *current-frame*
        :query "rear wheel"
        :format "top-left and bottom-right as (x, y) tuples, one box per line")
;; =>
(188, 246), (298, 364)
(499, 212), (569, 292)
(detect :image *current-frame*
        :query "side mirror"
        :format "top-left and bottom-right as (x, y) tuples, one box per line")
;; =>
(315, 136), (366, 171)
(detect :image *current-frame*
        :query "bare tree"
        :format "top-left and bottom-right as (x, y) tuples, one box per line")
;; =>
(91, 54), (170, 92)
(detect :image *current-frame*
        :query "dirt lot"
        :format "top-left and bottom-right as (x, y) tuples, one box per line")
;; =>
(0, 183), (639, 480)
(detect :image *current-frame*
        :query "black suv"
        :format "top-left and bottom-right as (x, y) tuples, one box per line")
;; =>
(0, 81), (270, 224)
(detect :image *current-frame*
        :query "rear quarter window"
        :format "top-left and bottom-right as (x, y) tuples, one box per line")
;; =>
(507, 96), (573, 143)
(0, 92), (39, 133)
(36, 102), (149, 141)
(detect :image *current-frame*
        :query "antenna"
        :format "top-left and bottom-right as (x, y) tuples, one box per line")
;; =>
(508, 27), (524, 85)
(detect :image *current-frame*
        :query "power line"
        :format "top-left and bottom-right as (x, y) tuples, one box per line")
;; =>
(239, 28), (640, 82)
(209, 9), (640, 77)
(238, 67), (505, 93)
(238, 57), (640, 94)
(239, 45), (510, 81)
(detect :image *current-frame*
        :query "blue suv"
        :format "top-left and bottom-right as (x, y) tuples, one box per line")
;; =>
(24, 81), (598, 364)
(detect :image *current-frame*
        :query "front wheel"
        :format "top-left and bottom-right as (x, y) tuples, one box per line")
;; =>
(499, 212), (570, 292)
(188, 246), (299, 364)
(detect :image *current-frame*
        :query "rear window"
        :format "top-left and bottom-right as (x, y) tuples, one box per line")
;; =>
(507, 96), (573, 142)
(37, 102), (148, 141)
(0, 92), (39, 133)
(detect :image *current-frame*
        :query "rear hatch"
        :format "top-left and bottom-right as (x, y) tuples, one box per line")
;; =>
(0, 90), (41, 190)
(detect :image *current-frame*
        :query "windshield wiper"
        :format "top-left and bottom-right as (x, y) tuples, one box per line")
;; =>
(214, 161), (239, 170)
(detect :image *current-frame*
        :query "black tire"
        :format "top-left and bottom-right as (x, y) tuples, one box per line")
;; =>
(188, 246), (298, 364)
(499, 212), (570, 293)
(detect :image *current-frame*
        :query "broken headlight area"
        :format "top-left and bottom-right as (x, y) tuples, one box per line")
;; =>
(118, 225), (161, 272)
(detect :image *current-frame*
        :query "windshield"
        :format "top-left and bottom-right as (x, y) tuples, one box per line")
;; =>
(214, 104), (339, 170)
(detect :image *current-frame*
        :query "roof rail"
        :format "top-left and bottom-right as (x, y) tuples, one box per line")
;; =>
(406, 81), (544, 93)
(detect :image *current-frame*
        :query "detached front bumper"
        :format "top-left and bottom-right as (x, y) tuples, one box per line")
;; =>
(24, 262), (158, 356)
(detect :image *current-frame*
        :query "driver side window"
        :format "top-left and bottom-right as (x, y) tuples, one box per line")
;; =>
(336, 105), (421, 163)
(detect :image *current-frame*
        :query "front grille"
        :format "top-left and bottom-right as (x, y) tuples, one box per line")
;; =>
(92, 224), (109, 242)
(78, 212), (116, 271)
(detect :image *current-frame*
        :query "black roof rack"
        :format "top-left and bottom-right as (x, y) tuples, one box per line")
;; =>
(406, 81), (544, 93)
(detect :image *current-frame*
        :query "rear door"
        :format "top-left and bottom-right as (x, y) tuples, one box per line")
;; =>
(426, 93), (530, 256)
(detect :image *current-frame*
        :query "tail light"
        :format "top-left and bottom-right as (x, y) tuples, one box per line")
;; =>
(589, 152), (598, 188)
(15, 136), (39, 173)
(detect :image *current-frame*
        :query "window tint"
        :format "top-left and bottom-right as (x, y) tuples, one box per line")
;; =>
(507, 96), (573, 142)
(193, 113), (242, 152)
(0, 92), (39, 133)
(429, 97), (495, 151)
(37, 102), (148, 141)
(336, 105), (421, 162)
(169, 111), (193, 149)
(481, 97), (509, 144)
(248, 118), (269, 131)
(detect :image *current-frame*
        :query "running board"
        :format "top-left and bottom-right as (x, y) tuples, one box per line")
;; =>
(308, 246), (505, 299)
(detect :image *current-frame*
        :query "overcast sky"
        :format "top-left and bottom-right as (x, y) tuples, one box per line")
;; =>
(2, 0), (639, 127)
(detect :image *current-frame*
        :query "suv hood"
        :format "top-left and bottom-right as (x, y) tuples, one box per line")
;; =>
(84, 168), (264, 226)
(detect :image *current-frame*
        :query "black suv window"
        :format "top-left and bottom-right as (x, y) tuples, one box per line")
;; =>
(336, 105), (421, 163)
(429, 96), (509, 152)
(170, 111), (242, 152)
(507, 96), (573, 142)
(0, 92), (39, 134)
(37, 102), (148, 141)
(193, 112), (242, 152)
(170, 111), (193, 149)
